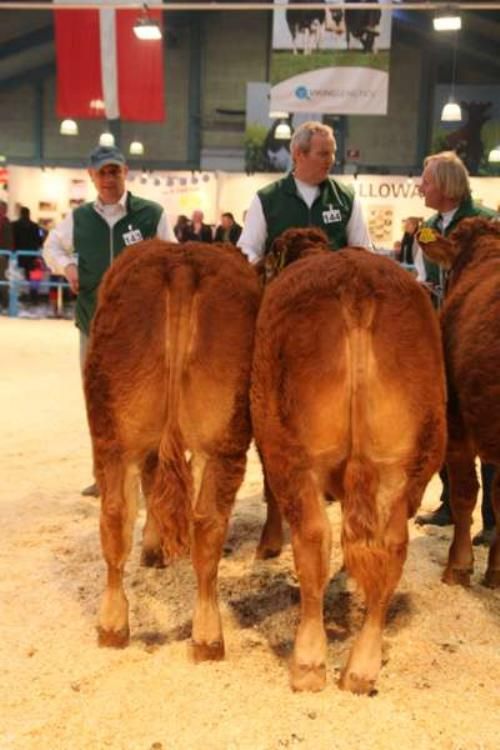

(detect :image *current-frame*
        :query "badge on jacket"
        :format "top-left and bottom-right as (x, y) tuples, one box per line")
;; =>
(322, 204), (342, 224)
(122, 226), (144, 246)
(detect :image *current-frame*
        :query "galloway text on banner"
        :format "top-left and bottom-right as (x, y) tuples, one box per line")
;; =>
(54, 0), (165, 122)
(270, 0), (392, 116)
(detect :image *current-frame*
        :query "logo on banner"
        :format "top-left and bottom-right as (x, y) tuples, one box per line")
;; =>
(295, 85), (311, 101)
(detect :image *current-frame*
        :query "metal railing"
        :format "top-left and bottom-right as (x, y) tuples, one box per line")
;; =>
(0, 249), (73, 318)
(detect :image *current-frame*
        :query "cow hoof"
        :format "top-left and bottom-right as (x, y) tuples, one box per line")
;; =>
(442, 566), (471, 586)
(141, 548), (167, 568)
(290, 661), (326, 692)
(339, 669), (376, 696)
(191, 639), (225, 662)
(255, 544), (282, 560)
(482, 569), (500, 588)
(97, 625), (130, 648)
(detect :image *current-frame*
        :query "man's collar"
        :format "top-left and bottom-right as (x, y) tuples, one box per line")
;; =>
(94, 190), (128, 211)
(286, 172), (328, 193)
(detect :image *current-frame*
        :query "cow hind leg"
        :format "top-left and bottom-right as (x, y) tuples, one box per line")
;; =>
(139, 452), (166, 568)
(443, 445), (478, 586)
(484, 469), (500, 588)
(97, 457), (139, 648)
(264, 462), (331, 692)
(190, 451), (246, 662)
(340, 465), (408, 695)
(256, 472), (284, 560)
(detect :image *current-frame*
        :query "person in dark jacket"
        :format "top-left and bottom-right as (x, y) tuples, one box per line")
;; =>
(186, 210), (213, 243)
(399, 217), (421, 265)
(0, 199), (14, 310)
(214, 212), (242, 245)
(173, 214), (190, 243)
(415, 150), (497, 544)
(12, 206), (44, 283)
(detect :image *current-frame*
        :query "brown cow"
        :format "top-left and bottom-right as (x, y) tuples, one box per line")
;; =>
(84, 239), (261, 657)
(251, 228), (446, 694)
(417, 218), (500, 587)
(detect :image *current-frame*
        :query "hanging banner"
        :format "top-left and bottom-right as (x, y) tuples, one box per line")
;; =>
(54, 0), (165, 122)
(270, 0), (393, 115)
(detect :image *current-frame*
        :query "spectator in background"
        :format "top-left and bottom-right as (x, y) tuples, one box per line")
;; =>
(173, 214), (190, 243)
(415, 150), (497, 544)
(0, 199), (14, 311)
(12, 206), (44, 283)
(400, 217), (420, 264)
(186, 209), (213, 243)
(214, 212), (242, 245)
(399, 216), (427, 283)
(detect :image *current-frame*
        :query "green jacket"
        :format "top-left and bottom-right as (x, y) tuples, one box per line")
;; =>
(423, 196), (497, 286)
(258, 173), (354, 253)
(74, 192), (163, 334)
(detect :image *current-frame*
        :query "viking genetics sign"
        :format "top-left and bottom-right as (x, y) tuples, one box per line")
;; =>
(270, 0), (393, 116)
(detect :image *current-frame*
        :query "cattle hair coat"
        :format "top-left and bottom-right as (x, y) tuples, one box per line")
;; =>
(251, 229), (446, 694)
(418, 217), (500, 587)
(85, 239), (261, 658)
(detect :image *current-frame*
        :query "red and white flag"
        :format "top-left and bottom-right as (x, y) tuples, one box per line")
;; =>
(54, 0), (165, 122)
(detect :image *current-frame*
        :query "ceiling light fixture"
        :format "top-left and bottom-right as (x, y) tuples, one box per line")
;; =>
(275, 122), (292, 140)
(133, 5), (162, 41)
(433, 6), (462, 32)
(99, 132), (115, 147)
(60, 119), (78, 136)
(129, 140), (145, 156)
(488, 145), (500, 163)
(440, 30), (461, 122)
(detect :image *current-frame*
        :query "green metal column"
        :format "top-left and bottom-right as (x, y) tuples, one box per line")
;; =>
(187, 11), (202, 168)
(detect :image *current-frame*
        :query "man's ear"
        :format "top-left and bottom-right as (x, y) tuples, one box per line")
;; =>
(123, 165), (129, 179)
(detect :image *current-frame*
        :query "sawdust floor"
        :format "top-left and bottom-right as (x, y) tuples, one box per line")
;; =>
(1, 318), (499, 750)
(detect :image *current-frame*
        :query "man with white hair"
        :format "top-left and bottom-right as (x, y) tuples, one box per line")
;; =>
(238, 121), (371, 262)
(415, 150), (497, 543)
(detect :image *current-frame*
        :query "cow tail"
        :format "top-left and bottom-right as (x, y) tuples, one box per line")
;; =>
(340, 295), (387, 600)
(153, 264), (196, 559)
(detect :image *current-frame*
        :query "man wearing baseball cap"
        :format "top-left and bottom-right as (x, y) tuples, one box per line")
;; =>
(44, 144), (176, 496)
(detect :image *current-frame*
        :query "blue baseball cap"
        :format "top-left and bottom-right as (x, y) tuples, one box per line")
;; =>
(88, 145), (126, 171)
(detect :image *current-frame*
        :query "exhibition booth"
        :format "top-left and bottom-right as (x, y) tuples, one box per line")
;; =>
(5, 165), (500, 250)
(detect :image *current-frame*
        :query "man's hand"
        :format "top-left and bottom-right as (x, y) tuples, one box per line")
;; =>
(65, 263), (79, 294)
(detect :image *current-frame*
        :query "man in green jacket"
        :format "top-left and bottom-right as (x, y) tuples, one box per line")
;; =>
(415, 150), (497, 544)
(238, 121), (372, 261)
(44, 144), (175, 496)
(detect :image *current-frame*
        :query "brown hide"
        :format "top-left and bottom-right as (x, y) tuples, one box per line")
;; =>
(420, 218), (500, 586)
(419, 218), (500, 461)
(86, 239), (260, 555)
(251, 244), (446, 692)
(85, 239), (261, 652)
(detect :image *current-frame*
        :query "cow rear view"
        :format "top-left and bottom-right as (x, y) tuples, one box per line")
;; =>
(418, 218), (500, 587)
(251, 230), (446, 693)
(85, 239), (261, 658)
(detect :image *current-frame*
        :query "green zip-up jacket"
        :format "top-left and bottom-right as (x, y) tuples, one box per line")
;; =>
(74, 192), (163, 334)
(423, 196), (497, 286)
(258, 173), (355, 253)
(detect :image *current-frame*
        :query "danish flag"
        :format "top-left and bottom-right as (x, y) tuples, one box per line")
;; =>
(54, 0), (165, 122)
